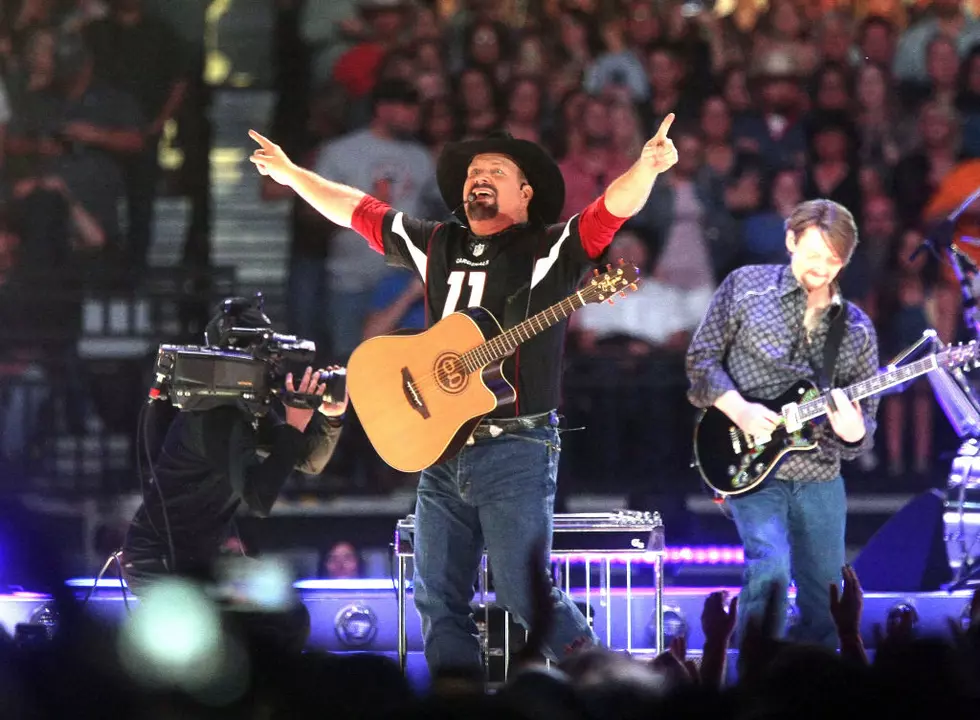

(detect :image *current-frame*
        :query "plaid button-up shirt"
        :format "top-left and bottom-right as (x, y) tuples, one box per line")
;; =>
(686, 264), (880, 482)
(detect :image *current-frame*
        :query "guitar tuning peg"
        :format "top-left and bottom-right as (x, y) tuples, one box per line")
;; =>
(608, 298), (615, 305)
(619, 291), (627, 298)
(629, 283), (638, 291)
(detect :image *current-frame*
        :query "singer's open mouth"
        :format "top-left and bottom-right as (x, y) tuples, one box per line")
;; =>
(471, 187), (496, 199)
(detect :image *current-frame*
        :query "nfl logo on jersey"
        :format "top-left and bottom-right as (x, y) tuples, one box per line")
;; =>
(470, 241), (486, 257)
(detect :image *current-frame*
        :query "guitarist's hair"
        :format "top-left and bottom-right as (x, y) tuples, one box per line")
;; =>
(785, 199), (859, 264)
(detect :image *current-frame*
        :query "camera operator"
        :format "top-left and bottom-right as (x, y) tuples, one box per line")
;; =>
(120, 299), (347, 652)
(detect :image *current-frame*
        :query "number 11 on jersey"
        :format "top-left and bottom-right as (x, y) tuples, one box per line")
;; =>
(441, 270), (487, 318)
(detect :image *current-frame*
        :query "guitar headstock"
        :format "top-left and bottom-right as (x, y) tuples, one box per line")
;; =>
(586, 259), (641, 305)
(940, 339), (980, 371)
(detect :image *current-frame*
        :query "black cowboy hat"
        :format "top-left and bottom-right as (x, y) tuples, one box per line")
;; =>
(436, 131), (566, 225)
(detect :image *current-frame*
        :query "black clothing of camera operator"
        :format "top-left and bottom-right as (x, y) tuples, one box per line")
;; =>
(121, 301), (348, 593)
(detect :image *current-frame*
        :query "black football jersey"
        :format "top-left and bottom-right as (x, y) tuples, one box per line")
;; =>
(373, 209), (609, 418)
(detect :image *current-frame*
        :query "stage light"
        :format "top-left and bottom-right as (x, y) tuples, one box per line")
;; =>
(552, 546), (745, 566)
(886, 600), (919, 635)
(29, 603), (58, 640)
(647, 605), (687, 646)
(334, 603), (378, 648)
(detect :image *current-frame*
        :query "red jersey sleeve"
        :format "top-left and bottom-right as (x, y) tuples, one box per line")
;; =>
(577, 195), (629, 260)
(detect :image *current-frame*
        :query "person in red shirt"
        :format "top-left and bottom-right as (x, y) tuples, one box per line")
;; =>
(332, 0), (414, 99)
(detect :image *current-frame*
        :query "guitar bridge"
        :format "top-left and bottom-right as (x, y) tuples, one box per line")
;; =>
(401, 367), (430, 419)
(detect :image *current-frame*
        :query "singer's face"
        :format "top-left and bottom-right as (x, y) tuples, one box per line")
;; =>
(463, 153), (530, 224)
(787, 226), (844, 293)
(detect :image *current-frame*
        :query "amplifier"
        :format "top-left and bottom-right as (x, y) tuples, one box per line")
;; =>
(395, 510), (665, 554)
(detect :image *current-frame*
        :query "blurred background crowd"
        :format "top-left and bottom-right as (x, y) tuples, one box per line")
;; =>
(1, 0), (980, 579)
(2, 1), (980, 716)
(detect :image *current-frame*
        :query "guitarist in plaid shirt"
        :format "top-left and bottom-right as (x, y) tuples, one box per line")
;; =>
(686, 199), (880, 651)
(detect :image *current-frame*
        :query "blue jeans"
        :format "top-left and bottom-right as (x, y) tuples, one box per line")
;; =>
(412, 425), (597, 672)
(727, 477), (846, 650)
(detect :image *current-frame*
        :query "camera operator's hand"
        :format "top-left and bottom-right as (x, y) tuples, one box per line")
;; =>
(318, 365), (349, 418)
(284, 367), (325, 433)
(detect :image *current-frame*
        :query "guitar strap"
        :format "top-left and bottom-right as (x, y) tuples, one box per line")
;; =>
(817, 300), (848, 394)
(500, 235), (541, 419)
(502, 234), (540, 331)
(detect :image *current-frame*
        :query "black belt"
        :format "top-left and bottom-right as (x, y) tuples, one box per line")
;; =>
(472, 410), (558, 441)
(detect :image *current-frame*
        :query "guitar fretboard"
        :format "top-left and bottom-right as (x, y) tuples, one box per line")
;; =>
(797, 354), (939, 423)
(460, 284), (608, 372)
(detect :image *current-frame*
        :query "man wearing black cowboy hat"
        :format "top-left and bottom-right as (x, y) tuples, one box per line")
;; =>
(249, 117), (678, 674)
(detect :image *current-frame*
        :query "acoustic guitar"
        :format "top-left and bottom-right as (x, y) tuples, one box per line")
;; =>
(347, 262), (640, 472)
(693, 340), (980, 497)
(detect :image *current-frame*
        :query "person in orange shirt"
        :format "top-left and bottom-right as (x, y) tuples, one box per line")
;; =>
(921, 159), (980, 343)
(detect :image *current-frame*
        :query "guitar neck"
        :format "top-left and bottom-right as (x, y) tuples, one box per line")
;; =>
(796, 354), (939, 423)
(464, 292), (589, 368)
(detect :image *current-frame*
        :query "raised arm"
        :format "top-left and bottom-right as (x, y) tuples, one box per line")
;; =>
(249, 129), (365, 227)
(602, 113), (678, 218)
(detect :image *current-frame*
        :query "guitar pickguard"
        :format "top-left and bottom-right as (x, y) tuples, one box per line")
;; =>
(726, 424), (816, 490)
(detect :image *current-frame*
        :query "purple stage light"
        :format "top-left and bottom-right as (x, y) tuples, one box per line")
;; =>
(551, 546), (744, 566)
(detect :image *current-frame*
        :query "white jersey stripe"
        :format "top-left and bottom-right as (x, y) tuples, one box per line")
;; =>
(392, 212), (428, 279)
(531, 216), (575, 289)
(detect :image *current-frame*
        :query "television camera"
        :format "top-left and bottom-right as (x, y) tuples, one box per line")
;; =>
(146, 296), (345, 416)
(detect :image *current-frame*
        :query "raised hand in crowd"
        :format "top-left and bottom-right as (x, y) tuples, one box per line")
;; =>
(737, 581), (786, 689)
(699, 590), (737, 688)
(651, 634), (701, 688)
(830, 564), (868, 664)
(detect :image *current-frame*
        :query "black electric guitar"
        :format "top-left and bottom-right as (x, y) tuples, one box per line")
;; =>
(693, 340), (980, 497)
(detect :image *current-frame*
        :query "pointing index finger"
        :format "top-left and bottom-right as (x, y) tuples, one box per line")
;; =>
(654, 112), (675, 141)
(249, 129), (273, 149)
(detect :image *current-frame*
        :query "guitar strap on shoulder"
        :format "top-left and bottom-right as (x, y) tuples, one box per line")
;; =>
(502, 238), (540, 331)
(503, 277), (532, 331)
(498, 238), (541, 420)
(818, 300), (848, 393)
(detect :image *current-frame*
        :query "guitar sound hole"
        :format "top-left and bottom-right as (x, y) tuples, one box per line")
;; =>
(434, 352), (468, 394)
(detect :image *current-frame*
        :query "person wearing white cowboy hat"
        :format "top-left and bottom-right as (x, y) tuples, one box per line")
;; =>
(248, 118), (679, 676)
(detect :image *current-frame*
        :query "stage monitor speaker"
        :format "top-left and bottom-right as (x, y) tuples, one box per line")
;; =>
(851, 489), (952, 592)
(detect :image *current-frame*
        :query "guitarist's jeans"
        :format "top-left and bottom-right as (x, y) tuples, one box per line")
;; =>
(412, 425), (598, 673)
(727, 477), (846, 650)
